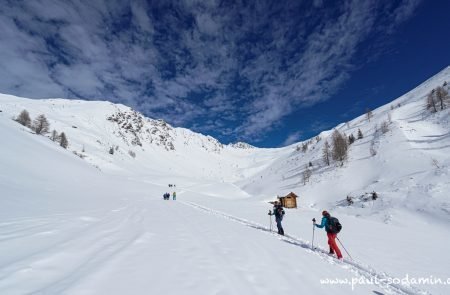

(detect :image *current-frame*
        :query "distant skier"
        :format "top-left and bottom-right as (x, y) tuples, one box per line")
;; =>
(270, 201), (285, 235)
(172, 191), (176, 200)
(314, 210), (343, 259)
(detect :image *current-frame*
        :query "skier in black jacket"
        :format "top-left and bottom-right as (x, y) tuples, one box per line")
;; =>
(271, 201), (285, 235)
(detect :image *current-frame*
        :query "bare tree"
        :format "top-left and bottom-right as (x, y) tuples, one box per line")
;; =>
(370, 140), (377, 156)
(16, 110), (31, 127)
(50, 130), (59, 141)
(426, 90), (437, 113)
(59, 132), (68, 149)
(435, 86), (449, 110)
(332, 130), (348, 164)
(322, 140), (331, 166)
(301, 142), (308, 152)
(374, 123), (379, 135)
(32, 114), (50, 135)
(302, 164), (312, 185)
(380, 120), (389, 134)
(366, 108), (373, 122)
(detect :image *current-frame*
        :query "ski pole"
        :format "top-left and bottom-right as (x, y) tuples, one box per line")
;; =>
(336, 237), (353, 260)
(270, 216), (272, 232)
(268, 210), (273, 232)
(312, 218), (316, 249)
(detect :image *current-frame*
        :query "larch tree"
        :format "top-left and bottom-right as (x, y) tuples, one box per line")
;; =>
(32, 114), (50, 135)
(366, 108), (373, 122)
(59, 132), (69, 149)
(322, 140), (331, 166)
(16, 110), (31, 127)
(332, 129), (348, 164)
(51, 130), (59, 141)
(435, 86), (449, 110)
(426, 90), (437, 113)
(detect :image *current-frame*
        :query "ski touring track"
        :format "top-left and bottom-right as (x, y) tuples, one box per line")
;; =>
(179, 200), (430, 295)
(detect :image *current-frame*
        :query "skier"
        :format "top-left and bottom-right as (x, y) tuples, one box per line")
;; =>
(314, 210), (343, 259)
(270, 201), (285, 235)
(172, 191), (176, 200)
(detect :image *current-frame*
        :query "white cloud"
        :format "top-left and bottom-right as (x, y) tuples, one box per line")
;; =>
(195, 13), (220, 36)
(130, 0), (155, 34)
(0, 0), (423, 143)
(392, 0), (422, 25)
(282, 131), (304, 147)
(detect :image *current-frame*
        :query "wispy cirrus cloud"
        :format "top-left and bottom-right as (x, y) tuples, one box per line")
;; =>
(0, 0), (422, 144)
(282, 131), (304, 147)
(390, 0), (423, 28)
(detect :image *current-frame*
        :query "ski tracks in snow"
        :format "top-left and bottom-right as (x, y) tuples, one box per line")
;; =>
(180, 200), (430, 295)
(0, 204), (148, 294)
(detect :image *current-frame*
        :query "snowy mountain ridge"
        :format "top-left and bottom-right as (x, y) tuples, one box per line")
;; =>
(228, 142), (256, 149)
(0, 96), (229, 153)
(0, 94), (266, 181)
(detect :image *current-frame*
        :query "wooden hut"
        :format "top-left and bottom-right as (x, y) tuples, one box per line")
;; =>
(278, 192), (298, 208)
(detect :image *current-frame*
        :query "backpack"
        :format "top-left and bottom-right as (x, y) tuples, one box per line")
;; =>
(274, 206), (285, 219)
(326, 217), (342, 234)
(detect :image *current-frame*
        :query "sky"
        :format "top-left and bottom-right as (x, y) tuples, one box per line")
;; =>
(0, 0), (449, 147)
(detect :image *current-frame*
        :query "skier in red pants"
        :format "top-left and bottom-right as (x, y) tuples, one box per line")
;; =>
(314, 210), (343, 259)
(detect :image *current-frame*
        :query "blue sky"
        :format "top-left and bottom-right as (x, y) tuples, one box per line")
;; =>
(0, 0), (449, 147)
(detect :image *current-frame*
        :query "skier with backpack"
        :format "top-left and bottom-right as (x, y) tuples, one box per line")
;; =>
(314, 210), (343, 259)
(269, 201), (285, 235)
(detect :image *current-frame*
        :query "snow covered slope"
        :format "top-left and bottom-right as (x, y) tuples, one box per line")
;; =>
(0, 94), (288, 186)
(239, 66), (450, 217)
(1, 66), (450, 294)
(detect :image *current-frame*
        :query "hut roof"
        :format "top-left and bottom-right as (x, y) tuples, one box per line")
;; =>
(279, 192), (298, 199)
